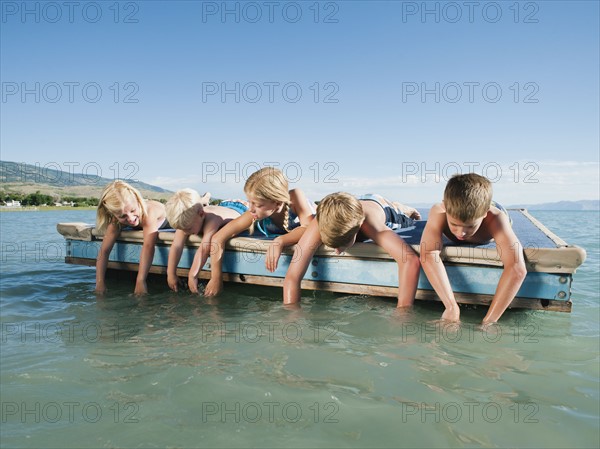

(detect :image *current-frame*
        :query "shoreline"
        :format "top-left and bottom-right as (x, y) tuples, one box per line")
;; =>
(0, 206), (96, 212)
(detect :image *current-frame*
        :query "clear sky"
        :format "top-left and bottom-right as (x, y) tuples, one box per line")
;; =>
(1, 0), (598, 204)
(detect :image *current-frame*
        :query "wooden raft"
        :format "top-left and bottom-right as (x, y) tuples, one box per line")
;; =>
(57, 210), (586, 312)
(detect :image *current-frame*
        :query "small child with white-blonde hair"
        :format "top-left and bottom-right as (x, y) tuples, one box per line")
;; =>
(95, 180), (169, 295)
(165, 188), (248, 293)
(204, 166), (315, 296)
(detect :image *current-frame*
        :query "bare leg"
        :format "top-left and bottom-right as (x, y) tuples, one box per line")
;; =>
(392, 201), (422, 220)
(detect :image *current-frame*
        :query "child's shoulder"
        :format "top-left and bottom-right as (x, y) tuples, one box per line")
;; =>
(289, 189), (316, 212)
(289, 188), (307, 200)
(427, 202), (447, 220)
(144, 200), (167, 221)
(146, 200), (166, 212)
(360, 198), (380, 214)
(430, 202), (445, 213)
(360, 200), (384, 223)
(146, 199), (165, 207)
(483, 205), (511, 229)
(423, 203), (447, 228)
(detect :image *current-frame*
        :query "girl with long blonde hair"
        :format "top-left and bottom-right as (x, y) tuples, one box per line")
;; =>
(204, 167), (315, 296)
(95, 180), (168, 295)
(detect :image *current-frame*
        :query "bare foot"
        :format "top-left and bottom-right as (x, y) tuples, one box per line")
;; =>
(200, 192), (211, 206)
(393, 202), (421, 220)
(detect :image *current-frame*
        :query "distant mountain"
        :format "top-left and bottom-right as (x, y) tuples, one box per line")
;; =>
(0, 161), (169, 192)
(0, 161), (172, 200)
(508, 200), (599, 211)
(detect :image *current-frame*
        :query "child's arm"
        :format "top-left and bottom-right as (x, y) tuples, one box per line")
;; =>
(188, 215), (222, 294)
(361, 211), (420, 308)
(282, 220), (321, 305)
(265, 189), (315, 272)
(204, 211), (254, 296)
(482, 214), (527, 324)
(167, 229), (188, 292)
(95, 222), (120, 294)
(134, 202), (163, 295)
(188, 240), (209, 293)
(419, 205), (460, 321)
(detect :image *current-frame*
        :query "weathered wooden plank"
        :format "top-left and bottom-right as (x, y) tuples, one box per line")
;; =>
(65, 257), (572, 312)
(65, 238), (573, 302)
(58, 213), (588, 274)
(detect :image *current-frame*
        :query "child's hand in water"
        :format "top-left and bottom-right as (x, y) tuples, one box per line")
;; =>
(204, 278), (223, 297)
(441, 306), (460, 322)
(266, 239), (283, 272)
(134, 279), (148, 295)
(95, 283), (107, 295)
(167, 274), (179, 292)
(188, 275), (200, 294)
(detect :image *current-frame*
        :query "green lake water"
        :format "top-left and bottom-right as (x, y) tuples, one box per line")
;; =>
(1, 210), (598, 448)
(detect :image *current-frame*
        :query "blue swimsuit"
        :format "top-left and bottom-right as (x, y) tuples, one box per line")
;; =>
(356, 194), (415, 242)
(254, 200), (316, 238)
(218, 200), (249, 216)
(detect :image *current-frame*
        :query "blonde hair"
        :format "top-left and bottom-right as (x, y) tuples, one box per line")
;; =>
(165, 188), (204, 230)
(443, 173), (492, 221)
(244, 167), (291, 232)
(316, 192), (364, 248)
(96, 180), (147, 232)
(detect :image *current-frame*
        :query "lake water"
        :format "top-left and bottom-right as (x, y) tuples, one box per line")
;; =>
(1, 210), (598, 448)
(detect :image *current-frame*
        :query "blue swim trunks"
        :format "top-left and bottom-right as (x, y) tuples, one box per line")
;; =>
(219, 200), (248, 216)
(358, 194), (414, 230)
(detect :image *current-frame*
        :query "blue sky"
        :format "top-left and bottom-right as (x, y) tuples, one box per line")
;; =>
(1, 0), (598, 204)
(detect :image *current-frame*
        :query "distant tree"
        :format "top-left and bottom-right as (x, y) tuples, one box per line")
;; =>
(4, 192), (24, 202)
(1, 190), (100, 207)
(57, 195), (100, 207)
(22, 191), (53, 206)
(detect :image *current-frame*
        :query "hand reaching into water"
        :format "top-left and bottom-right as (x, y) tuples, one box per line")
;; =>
(167, 274), (179, 292)
(188, 275), (200, 294)
(266, 240), (283, 272)
(134, 279), (148, 296)
(204, 278), (223, 297)
(441, 306), (460, 322)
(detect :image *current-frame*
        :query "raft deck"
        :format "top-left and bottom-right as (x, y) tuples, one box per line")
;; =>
(57, 209), (586, 312)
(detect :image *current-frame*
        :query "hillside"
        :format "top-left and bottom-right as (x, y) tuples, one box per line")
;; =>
(1, 161), (598, 210)
(0, 161), (173, 201)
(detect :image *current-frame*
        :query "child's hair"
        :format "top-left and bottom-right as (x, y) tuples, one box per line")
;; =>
(244, 167), (291, 231)
(316, 192), (364, 248)
(443, 173), (492, 221)
(96, 180), (147, 232)
(165, 188), (204, 231)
